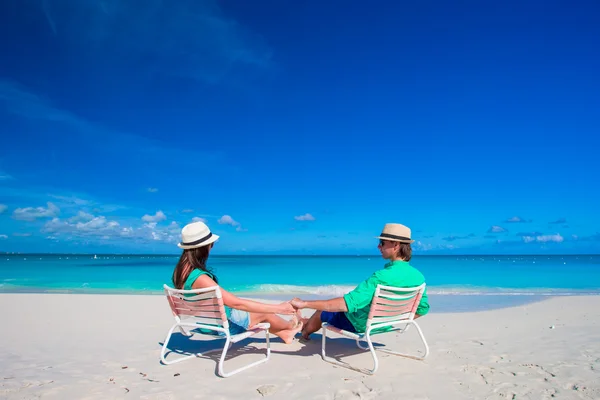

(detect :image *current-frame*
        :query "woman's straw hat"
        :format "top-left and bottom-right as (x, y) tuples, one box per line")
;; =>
(177, 221), (219, 249)
(376, 223), (414, 244)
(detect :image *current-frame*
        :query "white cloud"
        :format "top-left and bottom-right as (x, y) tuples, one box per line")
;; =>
(12, 202), (60, 221)
(522, 234), (564, 243)
(41, 212), (179, 244)
(13, 233), (32, 237)
(68, 211), (95, 223)
(144, 222), (157, 230)
(141, 210), (166, 223)
(44, 216), (121, 237)
(413, 241), (433, 251)
(0, 234), (8, 239)
(295, 213), (315, 221)
(146, 221), (181, 243)
(488, 225), (507, 233)
(147, 187), (158, 193)
(182, 209), (194, 213)
(218, 215), (246, 232)
(192, 217), (207, 223)
(218, 215), (239, 226)
(0, 204), (7, 213)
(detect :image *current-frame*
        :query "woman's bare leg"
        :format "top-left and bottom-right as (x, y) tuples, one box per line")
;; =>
(249, 312), (302, 344)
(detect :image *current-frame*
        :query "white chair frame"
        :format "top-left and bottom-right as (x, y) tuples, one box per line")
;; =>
(321, 283), (429, 375)
(161, 284), (270, 377)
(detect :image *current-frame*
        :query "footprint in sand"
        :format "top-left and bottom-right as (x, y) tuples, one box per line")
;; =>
(256, 384), (278, 397)
(334, 389), (370, 400)
(333, 381), (378, 400)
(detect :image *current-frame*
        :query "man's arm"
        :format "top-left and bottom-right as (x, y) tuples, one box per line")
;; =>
(291, 297), (348, 312)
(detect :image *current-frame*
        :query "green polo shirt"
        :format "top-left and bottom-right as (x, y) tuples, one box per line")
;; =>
(343, 260), (429, 333)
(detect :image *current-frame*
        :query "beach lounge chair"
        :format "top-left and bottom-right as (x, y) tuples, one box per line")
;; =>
(161, 284), (270, 377)
(321, 283), (429, 375)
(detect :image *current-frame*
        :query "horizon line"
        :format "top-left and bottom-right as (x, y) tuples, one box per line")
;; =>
(1, 252), (598, 257)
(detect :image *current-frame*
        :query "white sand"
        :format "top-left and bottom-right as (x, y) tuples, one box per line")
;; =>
(1, 294), (599, 399)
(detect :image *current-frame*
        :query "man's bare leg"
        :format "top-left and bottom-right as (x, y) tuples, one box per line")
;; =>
(300, 310), (323, 340)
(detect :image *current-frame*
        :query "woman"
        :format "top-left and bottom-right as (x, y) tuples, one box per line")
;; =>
(172, 221), (302, 344)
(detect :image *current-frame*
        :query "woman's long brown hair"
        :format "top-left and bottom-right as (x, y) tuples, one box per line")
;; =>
(172, 244), (217, 289)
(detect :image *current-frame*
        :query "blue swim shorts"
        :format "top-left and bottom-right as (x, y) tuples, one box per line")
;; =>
(227, 308), (251, 335)
(320, 311), (356, 332)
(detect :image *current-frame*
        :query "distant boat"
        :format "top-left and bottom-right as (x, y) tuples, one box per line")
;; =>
(93, 255), (97, 259)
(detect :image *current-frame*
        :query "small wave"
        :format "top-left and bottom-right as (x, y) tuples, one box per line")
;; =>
(236, 284), (600, 297)
(242, 284), (356, 297)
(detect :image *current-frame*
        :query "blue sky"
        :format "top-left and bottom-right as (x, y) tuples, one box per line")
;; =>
(0, 0), (599, 255)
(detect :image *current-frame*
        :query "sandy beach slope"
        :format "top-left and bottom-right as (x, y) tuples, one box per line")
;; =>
(1, 294), (599, 399)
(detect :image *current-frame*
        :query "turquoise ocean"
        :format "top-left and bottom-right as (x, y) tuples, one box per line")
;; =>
(1, 254), (599, 312)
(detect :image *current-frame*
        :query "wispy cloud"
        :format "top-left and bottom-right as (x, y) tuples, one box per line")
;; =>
(192, 217), (207, 223)
(0, 80), (225, 173)
(522, 234), (564, 243)
(12, 202), (60, 221)
(147, 187), (159, 193)
(33, 0), (272, 85)
(0, 234), (8, 240)
(488, 225), (507, 233)
(515, 232), (544, 237)
(442, 234), (475, 241)
(505, 216), (531, 223)
(48, 195), (91, 207)
(573, 232), (600, 241)
(142, 211), (167, 223)
(549, 218), (567, 224)
(0, 204), (7, 214)
(0, 169), (13, 181)
(295, 213), (316, 221)
(13, 233), (32, 237)
(181, 209), (194, 213)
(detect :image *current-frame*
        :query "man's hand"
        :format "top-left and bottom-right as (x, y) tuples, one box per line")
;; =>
(290, 297), (307, 310)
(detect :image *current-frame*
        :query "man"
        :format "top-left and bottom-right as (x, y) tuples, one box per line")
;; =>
(292, 223), (429, 339)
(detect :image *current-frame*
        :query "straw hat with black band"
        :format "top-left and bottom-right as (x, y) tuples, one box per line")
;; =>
(376, 223), (415, 244)
(177, 221), (220, 249)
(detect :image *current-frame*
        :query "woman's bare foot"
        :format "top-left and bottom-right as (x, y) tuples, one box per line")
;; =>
(276, 322), (303, 344)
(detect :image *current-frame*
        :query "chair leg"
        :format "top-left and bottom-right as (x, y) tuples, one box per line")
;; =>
(178, 325), (193, 337)
(161, 324), (199, 365)
(356, 338), (369, 350)
(364, 332), (379, 375)
(161, 324), (227, 365)
(376, 321), (429, 360)
(321, 324), (377, 375)
(218, 329), (271, 378)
